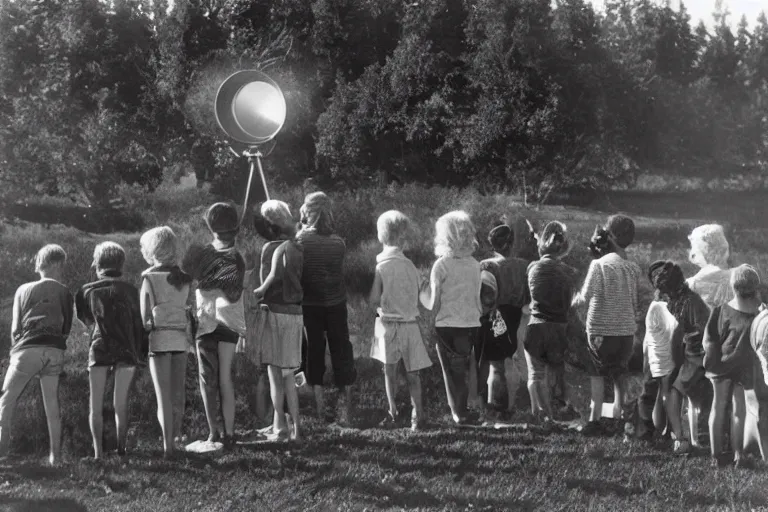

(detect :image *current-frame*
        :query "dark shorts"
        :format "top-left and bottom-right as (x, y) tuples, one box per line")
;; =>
(707, 368), (754, 390)
(436, 327), (477, 359)
(587, 334), (634, 378)
(196, 324), (240, 345)
(475, 305), (522, 363)
(524, 321), (567, 367)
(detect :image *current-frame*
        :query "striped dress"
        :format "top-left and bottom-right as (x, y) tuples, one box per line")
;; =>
(576, 253), (641, 338)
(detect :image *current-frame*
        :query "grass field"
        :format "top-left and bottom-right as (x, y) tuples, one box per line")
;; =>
(2, 185), (768, 511)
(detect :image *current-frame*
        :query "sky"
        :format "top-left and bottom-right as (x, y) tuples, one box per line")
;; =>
(587, 0), (766, 28)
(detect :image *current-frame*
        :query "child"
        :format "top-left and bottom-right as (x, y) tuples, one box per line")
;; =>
(524, 222), (573, 421)
(140, 226), (193, 458)
(421, 211), (482, 425)
(297, 192), (356, 424)
(475, 224), (529, 417)
(77, 242), (145, 459)
(251, 200), (304, 441)
(704, 264), (762, 467)
(687, 225), (734, 310)
(0, 245), (73, 465)
(369, 210), (432, 431)
(643, 299), (688, 453)
(572, 215), (642, 434)
(182, 202), (246, 447)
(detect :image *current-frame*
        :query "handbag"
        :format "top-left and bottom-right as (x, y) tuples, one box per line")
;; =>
(491, 309), (507, 337)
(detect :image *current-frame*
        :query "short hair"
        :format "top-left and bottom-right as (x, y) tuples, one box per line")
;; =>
(300, 191), (334, 235)
(604, 214), (635, 249)
(731, 264), (760, 299)
(204, 202), (239, 236)
(648, 260), (686, 296)
(93, 241), (125, 271)
(689, 224), (729, 269)
(488, 224), (513, 253)
(538, 221), (570, 258)
(261, 200), (295, 234)
(140, 226), (178, 266)
(434, 210), (478, 258)
(377, 210), (411, 247)
(35, 244), (66, 272)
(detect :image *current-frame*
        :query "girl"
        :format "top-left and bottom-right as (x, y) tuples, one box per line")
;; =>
(140, 226), (193, 458)
(251, 200), (304, 441)
(76, 242), (145, 459)
(369, 210), (432, 431)
(477, 224), (529, 417)
(704, 264), (762, 467)
(421, 211), (482, 425)
(572, 215), (642, 435)
(182, 202), (246, 448)
(687, 225), (734, 310)
(297, 192), (356, 424)
(524, 222), (573, 421)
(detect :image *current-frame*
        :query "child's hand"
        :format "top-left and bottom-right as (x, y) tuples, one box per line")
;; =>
(253, 287), (266, 302)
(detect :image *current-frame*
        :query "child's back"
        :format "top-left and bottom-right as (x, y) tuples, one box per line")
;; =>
(77, 278), (145, 366)
(481, 254), (528, 309)
(582, 253), (641, 337)
(12, 278), (73, 354)
(377, 247), (420, 321)
(432, 255), (482, 327)
(527, 257), (573, 324)
(703, 303), (757, 380)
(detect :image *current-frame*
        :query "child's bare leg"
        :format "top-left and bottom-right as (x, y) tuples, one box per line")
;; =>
(435, 343), (460, 421)
(283, 373), (300, 440)
(406, 371), (423, 423)
(688, 397), (701, 447)
(268, 365), (287, 434)
(113, 365), (137, 455)
(217, 343), (236, 437)
(88, 366), (108, 459)
(149, 355), (174, 455)
(612, 374), (625, 419)
(488, 361), (503, 407)
(0, 364), (34, 456)
(504, 357), (520, 411)
(709, 378), (733, 458)
(663, 377), (684, 442)
(383, 363), (398, 418)
(731, 384), (746, 463)
(39, 375), (61, 465)
(589, 377), (605, 422)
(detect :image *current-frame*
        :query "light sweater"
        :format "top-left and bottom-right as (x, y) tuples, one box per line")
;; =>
(430, 255), (482, 328)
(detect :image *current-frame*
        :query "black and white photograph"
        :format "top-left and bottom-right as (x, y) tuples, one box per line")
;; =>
(1, 0), (768, 510)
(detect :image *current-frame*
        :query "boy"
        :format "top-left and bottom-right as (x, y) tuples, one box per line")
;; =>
(572, 214), (642, 435)
(369, 210), (432, 431)
(0, 244), (74, 465)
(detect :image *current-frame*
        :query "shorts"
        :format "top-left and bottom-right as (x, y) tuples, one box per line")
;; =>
(707, 367), (754, 390)
(370, 318), (432, 372)
(435, 327), (478, 359)
(587, 334), (634, 378)
(523, 322), (567, 368)
(197, 324), (240, 345)
(5, 347), (64, 379)
(476, 305), (523, 363)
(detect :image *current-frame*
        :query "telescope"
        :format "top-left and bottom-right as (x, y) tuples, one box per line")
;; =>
(214, 69), (287, 224)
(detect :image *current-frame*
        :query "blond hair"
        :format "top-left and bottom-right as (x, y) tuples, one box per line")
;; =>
(140, 226), (179, 266)
(299, 191), (334, 236)
(689, 224), (729, 269)
(377, 210), (411, 247)
(35, 244), (66, 272)
(93, 241), (125, 271)
(434, 211), (477, 258)
(261, 200), (295, 235)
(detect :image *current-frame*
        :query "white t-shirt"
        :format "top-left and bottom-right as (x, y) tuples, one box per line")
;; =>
(643, 301), (677, 378)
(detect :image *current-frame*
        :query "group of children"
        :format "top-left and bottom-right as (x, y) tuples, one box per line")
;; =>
(1, 191), (766, 469)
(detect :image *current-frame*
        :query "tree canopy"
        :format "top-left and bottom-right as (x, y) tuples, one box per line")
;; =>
(1, 0), (767, 205)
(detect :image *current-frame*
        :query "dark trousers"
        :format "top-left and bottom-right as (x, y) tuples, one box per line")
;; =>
(303, 303), (357, 387)
(636, 361), (662, 437)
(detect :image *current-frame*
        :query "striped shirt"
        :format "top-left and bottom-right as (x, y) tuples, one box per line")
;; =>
(575, 253), (641, 337)
(527, 256), (573, 324)
(297, 231), (346, 307)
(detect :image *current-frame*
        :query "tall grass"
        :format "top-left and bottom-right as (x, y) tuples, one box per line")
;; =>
(4, 182), (768, 459)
